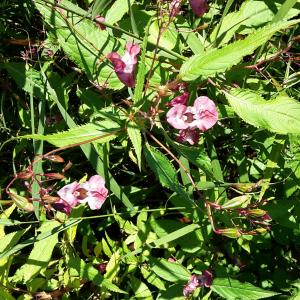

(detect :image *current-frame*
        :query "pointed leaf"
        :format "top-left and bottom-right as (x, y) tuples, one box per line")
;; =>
(225, 89), (300, 134)
(179, 20), (299, 81)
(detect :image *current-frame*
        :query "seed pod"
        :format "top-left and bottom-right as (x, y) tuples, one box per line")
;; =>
(9, 192), (35, 212)
(216, 228), (241, 239)
(221, 195), (251, 210)
(44, 155), (65, 163)
(62, 161), (72, 172)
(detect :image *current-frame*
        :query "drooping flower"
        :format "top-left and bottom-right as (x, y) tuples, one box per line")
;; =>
(189, 0), (209, 17)
(107, 42), (141, 87)
(166, 104), (191, 130)
(57, 181), (80, 208)
(77, 175), (108, 210)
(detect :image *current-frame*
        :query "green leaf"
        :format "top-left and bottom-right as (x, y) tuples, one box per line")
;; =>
(127, 121), (142, 170)
(225, 89), (300, 134)
(19, 122), (119, 147)
(68, 255), (126, 293)
(210, 0), (300, 46)
(0, 230), (26, 254)
(0, 219), (81, 260)
(179, 20), (299, 81)
(144, 144), (181, 191)
(105, 0), (134, 25)
(211, 278), (280, 300)
(13, 221), (59, 283)
(131, 276), (153, 300)
(141, 266), (166, 291)
(150, 258), (190, 283)
(35, 0), (123, 90)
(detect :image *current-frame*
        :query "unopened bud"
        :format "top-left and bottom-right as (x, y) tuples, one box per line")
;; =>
(247, 209), (267, 218)
(17, 171), (33, 180)
(42, 195), (60, 203)
(44, 173), (65, 180)
(9, 192), (35, 212)
(44, 155), (65, 163)
(62, 161), (72, 172)
(216, 228), (241, 239)
(221, 195), (251, 210)
(255, 228), (268, 234)
(231, 180), (262, 192)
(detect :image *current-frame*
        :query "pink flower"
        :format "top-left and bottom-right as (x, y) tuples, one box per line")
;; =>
(169, 92), (189, 107)
(95, 15), (106, 30)
(188, 96), (218, 131)
(183, 275), (200, 297)
(177, 128), (200, 145)
(53, 199), (73, 215)
(189, 0), (209, 17)
(77, 175), (108, 210)
(167, 96), (218, 131)
(166, 104), (192, 130)
(168, 257), (177, 263)
(107, 42), (140, 87)
(57, 181), (80, 208)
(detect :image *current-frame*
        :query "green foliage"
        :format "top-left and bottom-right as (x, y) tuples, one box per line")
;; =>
(225, 89), (300, 134)
(179, 20), (299, 81)
(1, 0), (300, 299)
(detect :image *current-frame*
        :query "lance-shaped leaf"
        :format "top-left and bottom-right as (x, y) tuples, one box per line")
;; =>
(18, 122), (120, 147)
(127, 121), (142, 170)
(212, 278), (280, 299)
(225, 89), (300, 134)
(179, 20), (299, 81)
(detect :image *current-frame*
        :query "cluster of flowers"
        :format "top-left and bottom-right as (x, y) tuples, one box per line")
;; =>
(54, 175), (108, 215)
(183, 271), (213, 297)
(166, 93), (218, 145)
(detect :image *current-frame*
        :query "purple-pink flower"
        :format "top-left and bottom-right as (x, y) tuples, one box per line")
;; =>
(95, 15), (106, 30)
(189, 0), (209, 17)
(166, 95), (218, 145)
(183, 271), (213, 297)
(77, 175), (108, 210)
(56, 175), (108, 213)
(107, 42), (141, 87)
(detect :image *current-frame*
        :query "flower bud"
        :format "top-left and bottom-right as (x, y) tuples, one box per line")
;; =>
(255, 228), (268, 234)
(247, 209), (267, 218)
(44, 173), (65, 180)
(221, 195), (251, 210)
(42, 195), (60, 203)
(216, 228), (241, 239)
(9, 192), (35, 212)
(44, 155), (65, 163)
(17, 171), (33, 180)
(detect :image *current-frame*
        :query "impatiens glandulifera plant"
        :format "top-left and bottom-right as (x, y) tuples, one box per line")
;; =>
(2, 0), (300, 299)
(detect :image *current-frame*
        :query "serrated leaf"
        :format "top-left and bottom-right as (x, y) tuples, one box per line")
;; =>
(13, 221), (59, 283)
(144, 144), (180, 190)
(225, 89), (300, 134)
(35, 0), (123, 90)
(19, 122), (119, 147)
(131, 276), (153, 300)
(141, 266), (166, 291)
(180, 20), (299, 81)
(212, 278), (280, 300)
(127, 121), (142, 170)
(150, 258), (190, 283)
